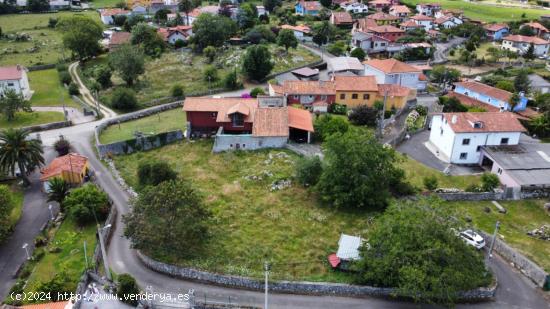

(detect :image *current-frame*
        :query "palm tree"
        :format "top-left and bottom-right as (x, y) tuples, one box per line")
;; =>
(0, 128), (44, 186)
(47, 177), (70, 210)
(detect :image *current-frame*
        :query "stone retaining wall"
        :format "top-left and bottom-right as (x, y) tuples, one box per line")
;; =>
(480, 231), (549, 288)
(95, 101), (183, 157)
(22, 120), (72, 133)
(137, 251), (496, 301)
(437, 192), (504, 201)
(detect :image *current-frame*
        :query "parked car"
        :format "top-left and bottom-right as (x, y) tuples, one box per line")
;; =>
(459, 229), (485, 249)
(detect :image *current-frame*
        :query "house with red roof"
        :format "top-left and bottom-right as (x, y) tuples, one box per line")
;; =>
(415, 3), (441, 16)
(483, 23), (509, 41)
(366, 12), (399, 25)
(410, 14), (434, 31)
(108, 31), (131, 51)
(295, 0), (321, 16)
(520, 22), (549, 38)
(429, 112), (526, 164)
(157, 25), (193, 44)
(368, 0), (391, 11)
(340, 1), (368, 14)
(40, 153), (90, 189)
(0, 65), (31, 99)
(281, 24), (312, 41)
(99, 8), (130, 25)
(389, 5), (411, 22)
(330, 11), (353, 27)
(183, 96), (314, 150)
(502, 34), (550, 57)
(453, 80), (528, 111)
(400, 20), (424, 31)
(363, 58), (425, 91)
(364, 25), (405, 42)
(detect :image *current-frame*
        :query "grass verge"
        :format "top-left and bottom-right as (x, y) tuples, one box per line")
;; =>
(28, 69), (79, 108)
(0, 111), (65, 129)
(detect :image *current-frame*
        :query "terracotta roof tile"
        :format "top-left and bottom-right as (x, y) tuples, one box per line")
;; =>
(333, 75), (378, 92)
(0, 65), (24, 80)
(109, 31), (131, 47)
(288, 106), (314, 132)
(390, 5), (410, 14)
(503, 34), (550, 44)
(483, 23), (508, 32)
(18, 301), (70, 309)
(355, 18), (379, 30)
(411, 14), (434, 21)
(332, 11), (353, 24)
(252, 108), (289, 137)
(368, 0), (391, 4)
(442, 112), (526, 133)
(401, 20), (423, 28)
(281, 80), (335, 95)
(298, 0), (321, 11)
(367, 25), (405, 33)
(281, 24), (311, 33)
(363, 58), (420, 74)
(454, 80), (512, 102)
(367, 12), (398, 21)
(524, 22), (549, 33)
(446, 91), (500, 112)
(101, 8), (130, 16)
(377, 83), (410, 96)
(40, 153), (88, 181)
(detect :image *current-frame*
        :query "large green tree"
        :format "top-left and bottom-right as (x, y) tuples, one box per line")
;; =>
(312, 21), (333, 47)
(263, 0), (281, 12)
(124, 179), (211, 259)
(63, 184), (109, 225)
(513, 70), (531, 94)
(57, 16), (103, 60)
(0, 128), (44, 186)
(191, 14), (237, 50)
(316, 130), (405, 209)
(0, 185), (15, 243)
(0, 89), (31, 121)
(355, 198), (491, 305)
(242, 45), (273, 81)
(130, 23), (165, 57)
(108, 44), (145, 86)
(237, 3), (258, 30)
(277, 29), (298, 52)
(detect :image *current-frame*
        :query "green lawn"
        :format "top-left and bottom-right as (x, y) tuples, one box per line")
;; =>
(401, 0), (547, 22)
(0, 11), (101, 66)
(99, 108), (186, 144)
(0, 111), (65, 129)
(113, 140), (369, 282)
(446, 200), (550, 272)
(22, 218), (96, 302)
(399, 155), (481, 190)
(9, 185), (24, 229)
(88, 0), (121, 8)
(28, 69), (79, 108)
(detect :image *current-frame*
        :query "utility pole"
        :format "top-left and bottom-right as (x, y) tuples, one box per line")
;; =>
(97, 224), (112, 280)
(488, 221), (500, 258)
(377, 90), (388, 139)
(264, 261), (270, 309)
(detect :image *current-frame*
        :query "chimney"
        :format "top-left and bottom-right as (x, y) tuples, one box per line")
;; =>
(451, 115), (457, 124)
(16, 64), (21, 71)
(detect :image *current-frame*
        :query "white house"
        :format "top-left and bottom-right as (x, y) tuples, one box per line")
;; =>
(502, 34), (550, 57)
(280, 24), (312, 41)
(434, 15), (461, 29)
(0, 65), (32, 100)
(389, 5), (410, 22)
(410, 14), (434, 31)
(428, 112), (526, 164)
(100, 8), (131, 25)
(363, 58), (424, 90)
(340, 1), (368, 13)
(415, 3), (441, 16)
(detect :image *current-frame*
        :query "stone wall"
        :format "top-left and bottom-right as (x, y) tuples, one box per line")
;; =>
(137, 251), (496, 301)
(22, 120), (72, 133)
(95, 101), (183, 157)
(480, 231), (549, 288)
(437, 192), (504, 201)
(213, 133), (288, 153)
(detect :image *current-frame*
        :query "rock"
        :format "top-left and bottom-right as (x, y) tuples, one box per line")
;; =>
(483, 206), (491, 213)
(270, 179), (292, 191)
(544, 203), (550, 214)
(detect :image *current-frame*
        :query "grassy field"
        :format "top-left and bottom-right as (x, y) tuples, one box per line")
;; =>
(83, 45), (320, 105)
(446, 200), (550, 272)
(399, 154), (481, 190)
(113, 140), (369, 282)
(9, 185), (24, 230)
(0, 11), (100, 66)
(88, 0), (121, 8)
(28, 69), (79, 108)
(23, 218), (96, 302)
(99, 108), (186, 144)
(401, 0), (547, 22)
(0, 111), (64, 129)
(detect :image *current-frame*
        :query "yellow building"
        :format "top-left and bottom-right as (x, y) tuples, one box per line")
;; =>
(376, 84), (411, 109)
(40, 153), (90, 186)
(333, 75), (379, 108)
(126, 0), (151, 9)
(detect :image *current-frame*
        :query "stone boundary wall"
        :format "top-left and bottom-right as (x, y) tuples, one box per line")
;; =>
(479, 231), (549, 288)
(95, 101), (183, 157)
(22, 120), (72, 133)
(137, 251), (496, 301)
(437, 190), (550, 201)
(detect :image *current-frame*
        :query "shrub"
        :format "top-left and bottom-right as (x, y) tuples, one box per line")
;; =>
(415, 105), (428, 116)
(54, 138), (71, 156)
(171, 84), (184, 98)
(223, 70), (241, 90)
(58, 71), (72, 85)
(56, 63), (68, 72)
(295, 156), (322, 187)
(68, 82), (79, 95)
(95, 65), (112, 89)
(110, 87), (138, 111)
(481, 173), (500, 191)
(203, 65), (219, 82)
(348, 105), (378, 126)
(250, 87), (265, 98)
(64, 184), (109, 225)
(465, 184), (483, 192)
(174, 39), (186, 48)
(117, 274), (140, 306)
(423, 175), (438, 191)
(203, 45), (217, 62)
(34, 235), (48, 247)
(137, 160), (178, 187)
(314, 114), (349, 141)
(328, 103), (347, 115)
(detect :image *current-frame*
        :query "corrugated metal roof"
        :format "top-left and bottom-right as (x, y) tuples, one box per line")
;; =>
(336, 234), (363, 260)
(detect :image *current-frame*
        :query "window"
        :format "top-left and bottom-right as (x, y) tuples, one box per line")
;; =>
(320, 95), (327, 100)
(462, 138), (470, 145)
(211, 112), (217, 119)
(340, 93), (345, 100)
(497, 168), (502, 174)
(352, 93), (358, 99)
(440, 128), (443, 135)
(293, 95), (299, 100)
(7, 82), (14, 87)
(459, 152), (468, 160)
(363, 94), (370, 100)
(476, 146), (481, 152)
(500, 138), (509, 145)
(232, 113), (244, 127)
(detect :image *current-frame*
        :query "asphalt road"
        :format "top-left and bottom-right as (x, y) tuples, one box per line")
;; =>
(0, 147), (59, 301)
(433, 37), (466, 64)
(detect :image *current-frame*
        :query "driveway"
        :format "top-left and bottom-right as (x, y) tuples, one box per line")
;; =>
(31, 106), (95, 125)
(0, 147), (59, 300)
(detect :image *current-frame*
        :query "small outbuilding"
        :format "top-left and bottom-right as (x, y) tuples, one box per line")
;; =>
(291, 67), (320, 81)
(40, 153), (90, 191)
(328, 233), (366, 270)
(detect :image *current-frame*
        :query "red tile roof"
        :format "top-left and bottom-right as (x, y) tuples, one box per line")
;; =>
(411, 14), (434, 21)
(455, 80), (512, 102)
(368, 0), (391, 5)
(363, 58), (420, 74)
(252, 108), (289, 137)
(40, 153), (88, 181)
(367, 12), (398, 21)
(0, 65), (24, 80)
(367, 25), (405, 33)
(298, 0), (321, 11)
(332, 11), (353, 24)
(18, 301), (70, 309)
(333, 75), (378, 92)
(503, 34), (550, 45)
(483, 23), (508, 32)
(377, 83), (410, 97)
(109, 31), (131, 47)
(400, 20), (423, 28)
(281, 80), (335, 95)
(355, 18), (379, 30)
(390, 5), (410, 14)
(442, 112), (526, 133)
(446, 91), (500, 112)
(524, 22), (549, 33)
(288, 106), (314, 132)
(281, 24), (311, 33)
(100, 8), (130, 16)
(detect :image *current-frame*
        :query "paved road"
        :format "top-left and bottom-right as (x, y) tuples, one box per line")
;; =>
(433, 37), (467, 64)
(31, 106), (95, 124)
(0, 147), (59, 301)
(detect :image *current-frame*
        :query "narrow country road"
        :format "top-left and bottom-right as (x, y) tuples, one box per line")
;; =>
(433, 37), (466, 64)
(68, 62), (117, 118)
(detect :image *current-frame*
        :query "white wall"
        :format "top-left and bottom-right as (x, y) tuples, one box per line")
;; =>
(429, 115), (455, 160)
(364, 65), (420, 89)
(0, 70), (31, 99)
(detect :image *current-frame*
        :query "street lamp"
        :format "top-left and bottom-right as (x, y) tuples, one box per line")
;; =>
(48, 204), (55, 221)
(488, 221), (500, 259)
(97, 224), (112, 281)
(22, 243), (30, 260)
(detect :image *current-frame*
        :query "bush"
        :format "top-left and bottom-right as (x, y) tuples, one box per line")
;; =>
(95, 65), (112, 89)
(348, 105), (378, 126)
(423, 175), (438, 191)
(68, 82), (79, 95)
(117, 274), (140, 306)
(223, 70), (241, 90)
(137, 160), (178, 187)
(110, 87), (138, 111)
(54, 138), (71, 156)
(56, 63), (68, 72)
(174, 39), (186, 48)
(250, 87), (265, 98)
(203, 65), (219, 82)
(328, 103), (347, 115)
(171, 84), (185, 98)
(415, 105), (428, 116)
(481, 173), (500, 191)
(314, 114), (349, 141)
(465, 184), (483, 192)
(64, 184), (109, 226)
(203, 45), (217, 62)
(58, 71), (72, 85)
(295, 156), (322, 187)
